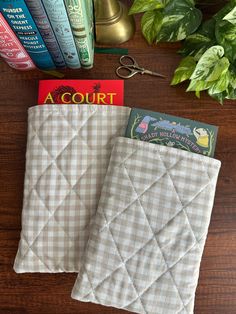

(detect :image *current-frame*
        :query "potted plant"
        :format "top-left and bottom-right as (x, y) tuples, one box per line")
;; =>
(171, 0), (236, 103)
(129, 0), (236, 103)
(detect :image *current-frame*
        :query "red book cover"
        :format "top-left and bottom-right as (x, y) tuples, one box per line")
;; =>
(38, 80), (124, 106)
(0, 12), (35, 71)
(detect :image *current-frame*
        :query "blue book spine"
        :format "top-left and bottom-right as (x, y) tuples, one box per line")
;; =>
(42, 0), (81, 69)
(0, 0), (55, 70)
(25, 0), (66, 68)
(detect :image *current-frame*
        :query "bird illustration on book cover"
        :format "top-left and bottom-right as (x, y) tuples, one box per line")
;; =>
(126, 109), (218, 157)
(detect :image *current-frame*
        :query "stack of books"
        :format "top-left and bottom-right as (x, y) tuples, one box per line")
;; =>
(0, 0), (94, 71)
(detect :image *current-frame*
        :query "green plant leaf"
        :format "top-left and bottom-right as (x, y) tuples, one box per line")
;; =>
(155, 0), (202, 42)
(229, 68), (236, 89)
(208, 71), (230, 95)
(206, 57), (230, 81)
(129, 0), (166, 15)
(141, 10), (163, 44)
(208, 71), (233, 104)
(179, 34), (214, 60)
(171, 56), (196, 85)
(213, 0), (236, 21)
(223, 6), (236, 25)
(226, 85), (236, 99)
(186, 0), (195, 5)
(200, 18), (216, 38)
(186, 79), (211, 92)
(190, 45), (225, 81)
(179, 19), (216, 59)
(210, 91), (227, 105)
(215, 19), (236, 63)
(225, 68), (236, 99)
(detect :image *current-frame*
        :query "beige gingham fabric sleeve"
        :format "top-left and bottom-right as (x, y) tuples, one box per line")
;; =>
(14, 105), (131, 273)
(72, 137), (221, 314)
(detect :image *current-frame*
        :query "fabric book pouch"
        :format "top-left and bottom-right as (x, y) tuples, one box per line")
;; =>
(14, 105), (131, 273)
(72, 137), (221, 314)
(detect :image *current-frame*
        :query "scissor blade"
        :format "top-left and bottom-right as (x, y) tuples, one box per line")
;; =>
(144, 69), (166, 78)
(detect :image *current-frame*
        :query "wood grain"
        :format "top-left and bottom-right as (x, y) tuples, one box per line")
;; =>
(0, 3), (236, 313)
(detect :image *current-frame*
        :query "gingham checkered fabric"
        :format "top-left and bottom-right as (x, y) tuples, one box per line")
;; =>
(72, 137), (221, 314)
(14, 105), (131, 273)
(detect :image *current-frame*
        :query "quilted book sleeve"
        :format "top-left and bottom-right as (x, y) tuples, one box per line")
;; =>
(14, 105), (130, 273)
(72, 137), (221, 314)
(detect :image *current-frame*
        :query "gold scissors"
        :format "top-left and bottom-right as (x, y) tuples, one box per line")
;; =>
(116, 55), (166, 79)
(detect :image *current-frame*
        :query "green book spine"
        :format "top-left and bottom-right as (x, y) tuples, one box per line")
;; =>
(64, 0), (94, 69)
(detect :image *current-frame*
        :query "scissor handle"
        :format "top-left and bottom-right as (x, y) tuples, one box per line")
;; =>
(119, 55), (139, 68)
(116, 66), (139, 79)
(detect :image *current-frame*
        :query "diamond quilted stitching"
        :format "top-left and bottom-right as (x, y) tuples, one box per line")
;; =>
(25, 133), (52, 187)
(112, 143), (139, 170)
(79, 109), (127, 149)
(29, 109), (52, 133)
(91, 266), (139, 310)
(30, 216), (74, 270)
(202, 160), (217, 181)
(139, 173), (183, 233)
(22, 189), (51, 243)
(60, 105), (98, 132)
(56, 135), (92, 186)
(14, 106), (132, 273)
(37, 111), (77, 159)
(163, 156), (211, 206)
(183, 184), (215, 240)
(109, 200), (154, 261)
(53, 189), (88, 232)
(72, 137), (221, 313)
(180, 297), (195, 314)
(27, 121), (37, 144)
(160, 148), (183, 170)
(72, 271), (96, 301)
(16, 238), (51, 272)
(169, 238), (204, 308)
(99, 162), (141, 225)
(125, 298), (146, 314)
(123, 158), (189, 313)
(85, 226), (122, 287)
(125, 237), (167, 294)
(53, 189), (89, 252)
(140, 271), (184, 314)
(157, 210), (195, 268)
(123, 147), (168, 195)
(35, 163), (71, 212)
(72, 165), (103, 214)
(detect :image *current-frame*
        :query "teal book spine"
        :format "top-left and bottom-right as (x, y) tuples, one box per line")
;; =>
(41, 0), (81, 69)
(25, 0), (66, 68)
(0, 0), (55, 70)
(64, 0), (94, 69)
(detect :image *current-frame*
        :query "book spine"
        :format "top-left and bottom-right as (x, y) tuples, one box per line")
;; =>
(41, 0), (81, 69)
(0, 0), (55, 70)
(0, 12), (35, 70)
(25, 0), (66, 68)
(64, 0), (94, 69)
(84, 0), (94, 67)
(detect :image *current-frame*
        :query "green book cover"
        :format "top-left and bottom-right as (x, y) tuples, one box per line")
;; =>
(125, 108), (218, 157)
(64, 0), (94, 69)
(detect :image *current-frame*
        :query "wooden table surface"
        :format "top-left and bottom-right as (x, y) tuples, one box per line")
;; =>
(0, 6), (236, 314)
